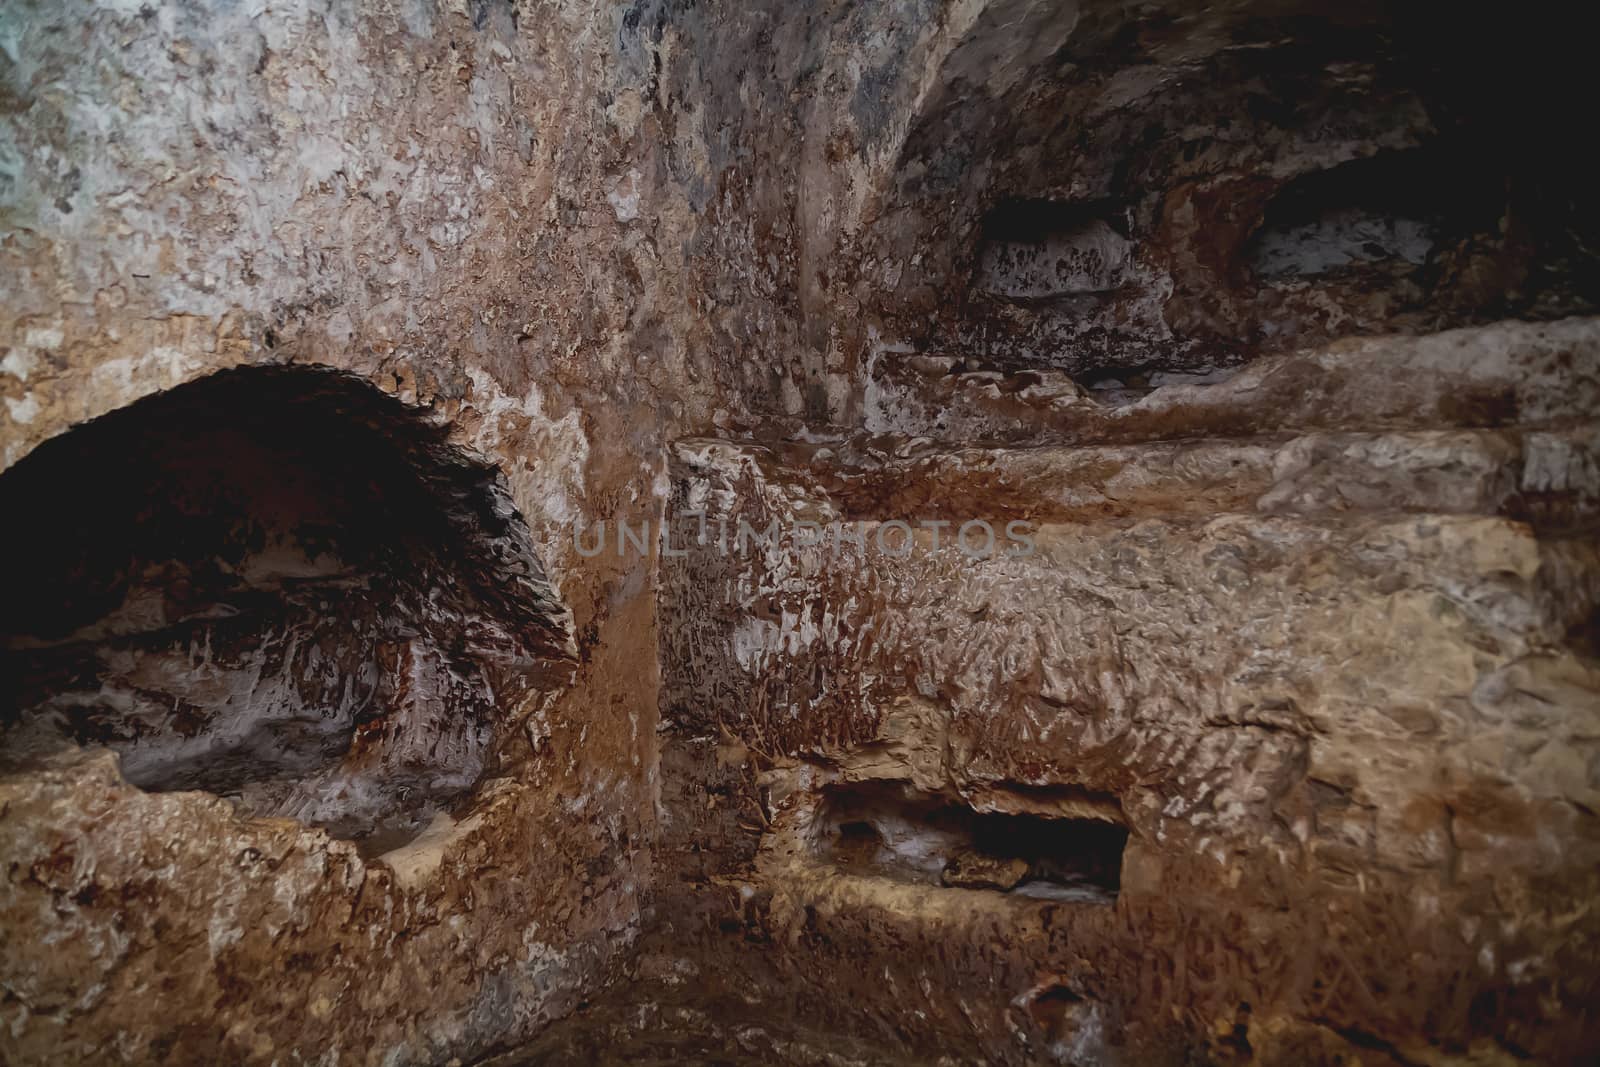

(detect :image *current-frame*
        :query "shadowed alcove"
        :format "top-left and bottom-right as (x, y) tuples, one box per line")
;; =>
(0, 365), (574, 850)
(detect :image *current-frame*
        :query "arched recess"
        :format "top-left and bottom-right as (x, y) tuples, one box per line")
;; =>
(860, 1), (1598, 394)
(0, 364), (575, 849)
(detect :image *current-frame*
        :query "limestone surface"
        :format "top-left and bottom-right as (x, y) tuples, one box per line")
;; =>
(3, 1), (1598, 1065)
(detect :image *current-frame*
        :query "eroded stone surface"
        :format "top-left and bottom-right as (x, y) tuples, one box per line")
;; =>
(643, 392), (1600, 1062)
(3, 0), (1599, 1064)
(2, 1), (673, 1062)
(1, 365), (576, 847)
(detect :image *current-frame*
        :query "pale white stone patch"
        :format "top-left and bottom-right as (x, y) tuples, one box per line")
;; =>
(1, 347), (38, 381)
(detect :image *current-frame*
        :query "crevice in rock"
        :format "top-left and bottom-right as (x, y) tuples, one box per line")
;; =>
(1245, 150), (1453, 281)
(0, 365), (575, 849)
(813, 781), (1128, 903)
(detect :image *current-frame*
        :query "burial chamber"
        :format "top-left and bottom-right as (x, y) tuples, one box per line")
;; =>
(0, 365), (574, 848)
(2, 1), (1599, 1066)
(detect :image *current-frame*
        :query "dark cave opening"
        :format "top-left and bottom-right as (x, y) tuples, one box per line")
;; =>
(0, 365), (573, 847)
(870, 8), (1600, 391)
(1244, 150), (1461, 281)
(815, 781), (1128, 903)
(973, 198), (1135, 302)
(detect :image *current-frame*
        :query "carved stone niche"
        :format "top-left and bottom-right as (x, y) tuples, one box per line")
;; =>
(0, 365), (574, 852)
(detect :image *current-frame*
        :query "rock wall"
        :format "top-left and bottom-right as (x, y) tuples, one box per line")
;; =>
(3, 1), (1598, 1064)
(2, 1), (690, 1061)
(641, 341), (1600, 1060)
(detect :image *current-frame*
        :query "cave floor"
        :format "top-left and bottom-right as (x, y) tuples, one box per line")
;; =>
(483, 1006), (923, 1067)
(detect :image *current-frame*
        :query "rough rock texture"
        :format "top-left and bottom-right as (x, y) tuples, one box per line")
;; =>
(2, 1), (677, 1061)
(1, 366), (576, 845)
(635, 358), (1600, 1062)
(3, 1), (1599, 1065)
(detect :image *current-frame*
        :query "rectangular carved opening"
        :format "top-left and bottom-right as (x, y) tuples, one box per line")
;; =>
(813, 781), (1128, 904)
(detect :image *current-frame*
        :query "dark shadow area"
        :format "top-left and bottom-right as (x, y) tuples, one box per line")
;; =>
(1245, 150), (1465, 280)
(0, 365), (573, 846)
(869, 4), (1600, 392)
(814, 781), (1128, 903)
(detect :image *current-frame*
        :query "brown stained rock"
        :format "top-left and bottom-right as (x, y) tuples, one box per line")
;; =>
(650, 406), (1600, 1062)
(940, 850), (1031, 891)
(3, 0), (1599, 1064)
(866, 317), (1600, 445)
(1, 2), (661, 1062)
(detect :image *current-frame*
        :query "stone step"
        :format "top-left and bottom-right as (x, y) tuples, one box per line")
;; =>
(865, 317), (1600, 445)
(674, 424), (1600, 530)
